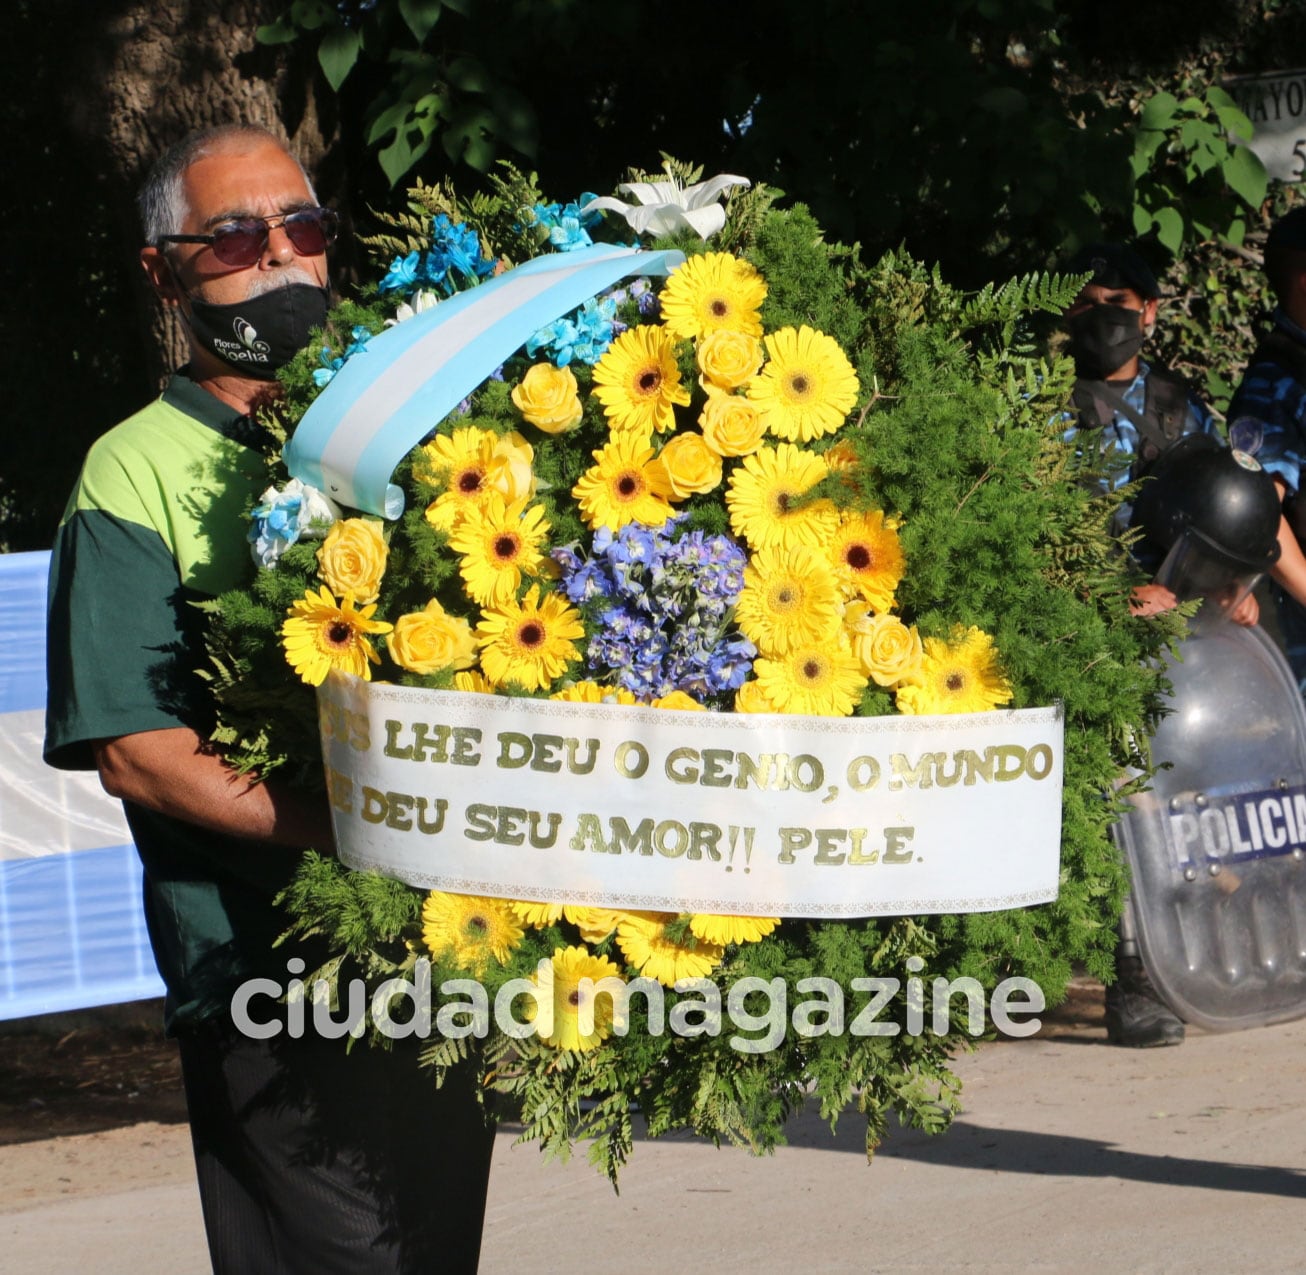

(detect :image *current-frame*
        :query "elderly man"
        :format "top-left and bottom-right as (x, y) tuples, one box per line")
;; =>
(44, 124), (494, 1273)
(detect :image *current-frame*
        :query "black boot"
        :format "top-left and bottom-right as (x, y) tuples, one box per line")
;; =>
(1105, 949), (1185, 1047)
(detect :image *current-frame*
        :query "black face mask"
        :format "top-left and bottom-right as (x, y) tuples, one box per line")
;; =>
(184, 283), (330, 379)
(1068, 303), (1145, 379)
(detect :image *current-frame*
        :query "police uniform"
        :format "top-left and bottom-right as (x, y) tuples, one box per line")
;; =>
(1229, 307), (1306, 687)
(1062, 242), (1215, 1048)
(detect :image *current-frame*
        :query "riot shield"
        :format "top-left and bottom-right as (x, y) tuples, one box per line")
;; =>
(1112, 619), (1306, 1030)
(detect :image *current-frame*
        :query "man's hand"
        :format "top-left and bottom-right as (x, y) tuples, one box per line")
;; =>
(93, 726), (334, 850)
(1129, 583), (1178, 617)
(1229, 590), (1260, 627)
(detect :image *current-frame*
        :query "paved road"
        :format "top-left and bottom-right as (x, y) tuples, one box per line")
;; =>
(4, 1009), (1304, 1273)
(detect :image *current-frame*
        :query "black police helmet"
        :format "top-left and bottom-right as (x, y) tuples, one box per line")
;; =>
(1130, 434), (1282, 572)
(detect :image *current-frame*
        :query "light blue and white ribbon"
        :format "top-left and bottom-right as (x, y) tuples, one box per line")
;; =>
(284, 244), (686, 518)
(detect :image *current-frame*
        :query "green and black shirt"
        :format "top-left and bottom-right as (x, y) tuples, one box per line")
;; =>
(44, 373), (313, 1031)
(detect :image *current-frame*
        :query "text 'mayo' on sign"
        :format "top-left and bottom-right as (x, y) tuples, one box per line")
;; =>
(1226, 68), (1306, 182)
(317, 672), (1064, 919)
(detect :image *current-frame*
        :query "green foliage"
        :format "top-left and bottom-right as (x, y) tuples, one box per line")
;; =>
(1152, 184), (1304, 419)
(1131, 84), (1267, 254)
(258, 0), (535, 185)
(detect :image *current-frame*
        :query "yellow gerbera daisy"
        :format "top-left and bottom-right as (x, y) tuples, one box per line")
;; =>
(449, 494), (551, 606)
(476, 585), (584, 691)
(828, 510), (905, 611)
(563, 906), (624, 944)
(688, 914), (780, 946)
(573, 432), (676, 531)
(735, 544), (843, 656)
(591, 325), (691, 435)
(615, 912), (724, 987)
(453, 670), (495, 694)
(421, 891), (524, 976)
(748, 325), (859, 442)
(421, 427), (503, 533)
(418, 425), (498, 487)
(754, 642), (867, 717)
(532, 945), (624, 1052)
(550, 681), (639, 705)
(895, 626), (1014, 716)
(725, 443), (838, 551)
(281, 585), (393, 686)
(659, 251), (767, 341)
(511, 900), (565, 928)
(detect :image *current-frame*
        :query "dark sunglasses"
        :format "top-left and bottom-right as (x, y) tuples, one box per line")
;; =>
(156, 206), (339, 267)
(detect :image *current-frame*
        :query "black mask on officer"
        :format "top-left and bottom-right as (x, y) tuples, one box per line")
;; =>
(1067, 303), (1146, 380)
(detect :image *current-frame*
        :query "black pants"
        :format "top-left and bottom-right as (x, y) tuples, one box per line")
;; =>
(176, 1021), (495, 1274)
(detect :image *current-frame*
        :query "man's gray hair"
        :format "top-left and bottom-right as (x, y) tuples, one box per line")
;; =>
(137, 124), (315, 246)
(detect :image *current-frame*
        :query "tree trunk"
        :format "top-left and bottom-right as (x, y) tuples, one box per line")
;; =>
(63, 0), (336, 385)
(1, 0), (341, 549)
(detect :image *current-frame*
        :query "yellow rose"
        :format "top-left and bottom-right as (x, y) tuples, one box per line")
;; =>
(696, 329), (763, 390)
(511, 363), (584, 434)
(386, 600), (477, 674)
(650, 689), (706, 711)
(847, 607), (923, 688)
(655, 431), (723, 498)
(734, 680), (776, 713)
(317, 518), (388, 604)
(699, 388), (765, 457)
(487, 430), (537, 503)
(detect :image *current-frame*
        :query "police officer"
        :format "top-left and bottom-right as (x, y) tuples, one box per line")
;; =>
(1228, 207), (1306, 689)
(1063, 244), (1223, 1045)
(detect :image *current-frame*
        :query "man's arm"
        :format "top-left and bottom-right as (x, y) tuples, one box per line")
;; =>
(1267, 477), (1306, 610)
(93, 726), (335, 850)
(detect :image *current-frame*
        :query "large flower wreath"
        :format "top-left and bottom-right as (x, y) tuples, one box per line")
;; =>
(202, 161), (1181, 1178)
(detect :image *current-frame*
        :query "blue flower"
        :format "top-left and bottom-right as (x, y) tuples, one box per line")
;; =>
(378, 250), (423, 296)
(311, 326), (372, 388)
(547, 212), (593, 253)
(430, 214), (495, 289)
(527, 295), (617, 367)
(247, 479), (341, 568)
(554, 516), (752, 699)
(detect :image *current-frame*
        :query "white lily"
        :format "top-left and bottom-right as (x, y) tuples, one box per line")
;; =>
(386, 288), (440, 326)
(583, 173), (751, 241)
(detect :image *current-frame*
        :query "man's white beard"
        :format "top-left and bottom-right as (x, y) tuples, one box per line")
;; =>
(244, 267), (322, 297)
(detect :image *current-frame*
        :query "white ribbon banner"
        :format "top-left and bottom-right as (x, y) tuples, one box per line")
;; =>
(319, 673), (1064, 919)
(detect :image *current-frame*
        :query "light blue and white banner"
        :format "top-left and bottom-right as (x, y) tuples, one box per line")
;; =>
(0, 551), (163, 1020)
(284, 244), (685, 518)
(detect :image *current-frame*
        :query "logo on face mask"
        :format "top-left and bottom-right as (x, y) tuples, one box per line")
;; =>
(231, 317), (272, 359)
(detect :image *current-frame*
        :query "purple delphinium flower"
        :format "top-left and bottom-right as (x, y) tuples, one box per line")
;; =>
(554, 515), (754, 702)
